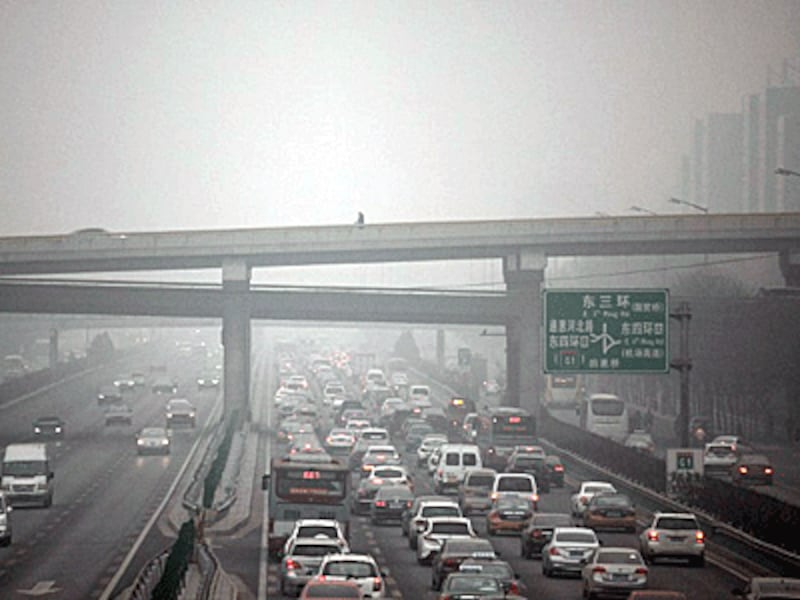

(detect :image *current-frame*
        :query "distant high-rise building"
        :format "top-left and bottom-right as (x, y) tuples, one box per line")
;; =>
(684, 59), (800, 214)
(777, 113), (800, 211)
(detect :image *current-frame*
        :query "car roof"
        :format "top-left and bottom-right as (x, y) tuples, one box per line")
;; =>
(322, 553), (377, 564)
(294, 519), (342, 527)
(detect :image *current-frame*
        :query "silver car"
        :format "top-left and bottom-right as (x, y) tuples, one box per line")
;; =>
(581, 547), (649, 599)
(639, 512), (705, 566)
(542, 527), (599, 577)
(416, 516), (477, 565)
(279, 537), (348, 597)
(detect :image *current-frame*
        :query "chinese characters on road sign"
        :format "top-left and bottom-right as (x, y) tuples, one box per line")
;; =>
(543, 289), (669, 373)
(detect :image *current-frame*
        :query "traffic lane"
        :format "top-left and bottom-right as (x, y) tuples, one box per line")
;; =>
(0, 418), (202, 599)
(385, 455), (743, 600)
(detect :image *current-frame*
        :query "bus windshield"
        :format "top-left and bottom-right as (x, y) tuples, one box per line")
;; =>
(274, 464), (348, 501)
(590, 397), (625, 416)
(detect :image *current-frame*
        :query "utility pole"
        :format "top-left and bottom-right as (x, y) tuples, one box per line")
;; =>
(670, 302), (692, 447)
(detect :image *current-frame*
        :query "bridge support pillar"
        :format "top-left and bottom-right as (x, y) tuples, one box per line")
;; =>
(436, 329), (445, 371)
(503, 253), (545, 418)
(779, 250), (800, 287)
(222, 261), (251, 425)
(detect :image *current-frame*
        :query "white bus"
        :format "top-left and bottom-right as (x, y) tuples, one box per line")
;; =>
(543, 374), (584, 409)
(579, 393), (629, 442)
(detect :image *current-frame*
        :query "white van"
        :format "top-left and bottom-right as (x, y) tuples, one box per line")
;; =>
(433, 443), (482, 493)
(1, 443), (54, 507)
(491, 472), (538, 509)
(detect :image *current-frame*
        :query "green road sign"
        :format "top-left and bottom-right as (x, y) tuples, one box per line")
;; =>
(543, 289), (669, 373)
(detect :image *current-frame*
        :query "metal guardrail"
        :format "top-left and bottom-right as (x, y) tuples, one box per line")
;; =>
(540, 436), (800, 578)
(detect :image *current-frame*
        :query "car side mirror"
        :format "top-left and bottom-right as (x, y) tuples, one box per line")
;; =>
(261, 474), (271, 491)
(381, 568), (390, 578)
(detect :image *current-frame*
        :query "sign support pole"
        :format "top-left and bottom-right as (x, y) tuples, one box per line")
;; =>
(670, 302), (692, 448)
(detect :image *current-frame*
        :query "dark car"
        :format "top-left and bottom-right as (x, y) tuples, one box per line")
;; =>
(457, 558), (526, 597)
(437, 573), (505, 600)
(732, 454), (774, 486)
(486, 495), (534, 536)
(33, 416), (65, 438)
(97, 385), (123, 406)
(544, 455), (565, 487)
(431, 537), (496, 591)
(520, 512), (573, 558)
(370, 485), (414, 525)
(152, 377), (178, 395)
(505, 452), (550, 493)
(582, 492), (637, 532)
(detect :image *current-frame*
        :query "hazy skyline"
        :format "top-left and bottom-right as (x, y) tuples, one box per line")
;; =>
(2, 1), (799, 237)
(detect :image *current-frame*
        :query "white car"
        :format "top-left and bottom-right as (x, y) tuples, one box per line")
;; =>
(417, 434), (448, 466)
(542, 527), (600, 577)
(369, 465), (413, 489)
(570, 481), (617, 518)
(409, 385), (431, 404)
(704, 442), (739, 477)
(415, 516), (477, 564)
(316, 553), (387, 599)
(581, 547), (648, 598)
(639, 512), (705, 566)
(282, 519), (349, 555)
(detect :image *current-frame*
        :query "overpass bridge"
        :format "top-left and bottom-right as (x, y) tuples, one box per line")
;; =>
(1, 212), (799, 418)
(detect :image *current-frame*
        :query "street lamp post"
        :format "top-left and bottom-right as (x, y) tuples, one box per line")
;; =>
(668, 197), (709, 214)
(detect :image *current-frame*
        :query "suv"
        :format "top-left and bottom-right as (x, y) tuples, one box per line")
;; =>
(165, 398), (196, 428)
(639, 512), (705, 566)
(703, 442), (739, 478)
(316, 553), (387, 599)
(458, 468), (497, 515)
(104, 404), (134, 426)
(404, 499), (462, 545)
(491, 473), (539, 509)
(505, 451), (550, 493)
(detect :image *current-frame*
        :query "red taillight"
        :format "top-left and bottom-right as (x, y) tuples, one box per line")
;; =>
(531, 493), (539, 503)
(508, 582), (519, 595)
(443, 558), (460, 568)
(548, 546), (559, 556)
(695, 530), (705, 543)
(372, 577), (382, 591)
(488, 512), (500, 522)
(406, 500), (413, 508)
(437, 468), (443, 477)
(317, 575), (327, 582)
(738, 466), (748, 474)
(647, 530), (659, 542)
(490, 492), (499, 501)
(285, 558), (301, 571)
(580, 496), (589, 505)
(554, 465), (564, 472)
(531, 529), (542, 538)
(375, 500), (387, 507)
(635, 567), (648, 575)
(765, 467), (774, 475)
(592, 566), (606, 574)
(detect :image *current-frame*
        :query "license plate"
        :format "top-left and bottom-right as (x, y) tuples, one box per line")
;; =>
(503, 514), (525, 520)
(389, 501), (403, 508)
(569, 551), (584, 557)
(668, 536), (685, 542)
(612, 573), (628, 581)
(605, 511), (622, 517)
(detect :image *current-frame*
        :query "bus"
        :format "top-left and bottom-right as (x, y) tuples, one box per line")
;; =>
(543, 374), (585, 410)
(579, 393), (629, 442)
(264, 453), (351, 558)
(480, 407), (537, 471)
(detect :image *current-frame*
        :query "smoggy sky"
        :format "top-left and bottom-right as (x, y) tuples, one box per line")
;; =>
(1, 1), (799, 237)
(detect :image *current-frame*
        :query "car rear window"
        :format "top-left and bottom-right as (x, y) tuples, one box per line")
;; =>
(555, 531), (596, 544)
(422, 506), (461, 518)
(323, 561), (377, 577)
(597, 550), (642, 564)
(297, 526), (338, 538)
(431, 522), (470, 535)
(656, 518), (698, 530)
(463, 453), (478, 466)
(467, 475), (494, 488)
(292, 544), (340, 556)
(497, 477), (533, 492)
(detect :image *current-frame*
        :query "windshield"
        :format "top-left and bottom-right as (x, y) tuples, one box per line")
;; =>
(467, 475), (495, 488)
(590, 398), (625, 416)
(556, 532), (596, 544)
(422, 506), (461, 518)
(2, 460), (47, 476)
(323, 561), (377, 577)
(431, 522), (470, 535)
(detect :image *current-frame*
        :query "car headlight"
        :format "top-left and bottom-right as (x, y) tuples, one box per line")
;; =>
(162, 439), (169, 446)
(166, 412), (173, 418)
(55, 427), (62, 433)
(34, 427), (41, 433)
(35, 482), (48, 491)
(137, 439), (145, 445)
